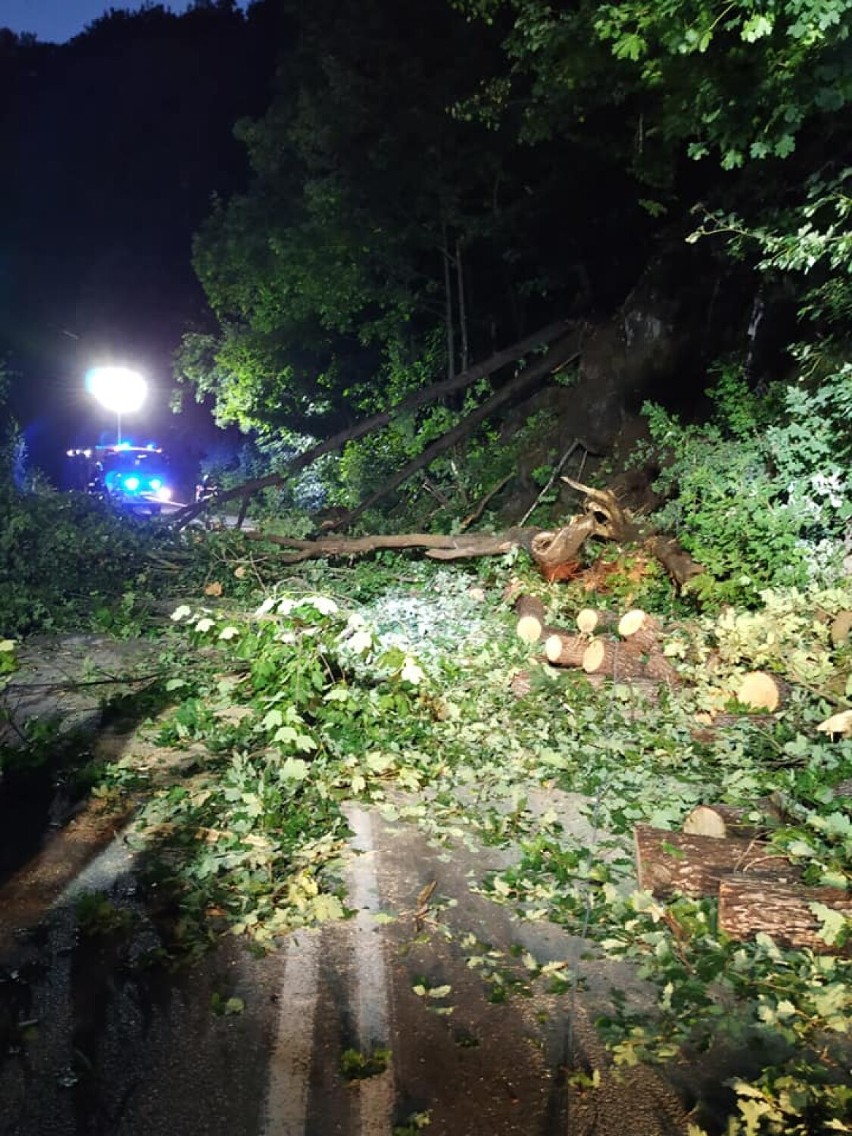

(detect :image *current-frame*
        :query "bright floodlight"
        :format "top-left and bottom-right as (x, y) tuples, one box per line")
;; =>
(85, 365), (147, 443)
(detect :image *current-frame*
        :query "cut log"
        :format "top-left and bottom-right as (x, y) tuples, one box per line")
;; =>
(829, 609), (852, 647)
(578, 638), (679, 685)
(816, 709), (852, 739)
(517, 617), (543, 644)
(617, 609), (661, 653)
(581, 638), (649, 680)
(718, 875), (852, 953)
(682, 804), (762, 841)
(735, 671), (784, 712)
(516, 597), (545, 641)
(576, 608), (617, 636)
(634, 824), (799, 898)
(544, 632), (588, 668)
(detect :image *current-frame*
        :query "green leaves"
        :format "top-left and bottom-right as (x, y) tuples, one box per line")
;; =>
(84, 536), (851, 1134)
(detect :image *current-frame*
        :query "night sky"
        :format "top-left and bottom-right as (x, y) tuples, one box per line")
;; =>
(0, 1), (248, 43)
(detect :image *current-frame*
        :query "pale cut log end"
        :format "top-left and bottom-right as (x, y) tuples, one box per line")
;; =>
(829, 609), (852, 646)
(544, 634), (564, 663)
(816, 709), (852, 738)
(736, 671), (781, 712)
(582, 639), (606, 674)
(516, 614), (544, 644)
(618, 608), (652, 638)
(682, 804), (758, 840)
(682, 805), (727, 839)
(576, 608), (599, 635)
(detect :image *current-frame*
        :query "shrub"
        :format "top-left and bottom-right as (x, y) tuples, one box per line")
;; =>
(643, 364), (851, 607)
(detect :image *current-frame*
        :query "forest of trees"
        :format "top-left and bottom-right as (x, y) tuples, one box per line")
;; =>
(2, 0), (852, 482)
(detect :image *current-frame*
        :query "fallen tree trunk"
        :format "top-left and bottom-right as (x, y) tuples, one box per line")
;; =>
(240, 479), (702, 590)
(634, 824), (799, 898)
(339, 334), (582, 528)
(244, 526), (540, 565)
(718, 875), (852, 953)
(172, 319), (578, 529)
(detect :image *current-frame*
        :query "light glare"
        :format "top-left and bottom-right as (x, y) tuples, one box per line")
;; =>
(85, 366), (147, 414)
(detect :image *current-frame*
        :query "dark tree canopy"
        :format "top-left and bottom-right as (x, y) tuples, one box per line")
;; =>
(3, 0), (851, 475)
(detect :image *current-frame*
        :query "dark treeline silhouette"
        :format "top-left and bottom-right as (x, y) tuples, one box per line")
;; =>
(0, 1), (292, 469)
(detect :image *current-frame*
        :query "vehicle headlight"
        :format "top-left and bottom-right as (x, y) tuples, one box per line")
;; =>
(154, 486), (173, 501)
(124, 476), (141, 491)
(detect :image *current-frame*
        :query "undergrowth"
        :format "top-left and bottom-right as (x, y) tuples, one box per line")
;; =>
(2, 361), (851, 1134)
(75, 553), (852, 1135)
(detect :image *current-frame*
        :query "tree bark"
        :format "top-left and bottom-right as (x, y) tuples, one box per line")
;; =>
(634, 824), (799, 899)
(544, 631), (589, 668)
(244, 526), (540, 565)
(718, 875), (852, 953)
(581, 638), (649, 679)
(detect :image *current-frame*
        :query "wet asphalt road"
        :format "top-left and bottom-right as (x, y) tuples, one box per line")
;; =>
(1, 637), (691, 1135)
(0, 791), (691, 1136)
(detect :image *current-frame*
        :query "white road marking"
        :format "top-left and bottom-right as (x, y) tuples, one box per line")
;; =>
(344, 804), (395, 1136)
(262, 929), (321, 1136)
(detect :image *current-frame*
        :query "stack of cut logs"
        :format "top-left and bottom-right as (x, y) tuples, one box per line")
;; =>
(512, 595), (852, 951)
(636, 805), (851, 953)
(513, 594), (791, 710)
(514, 595), (681, 685)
